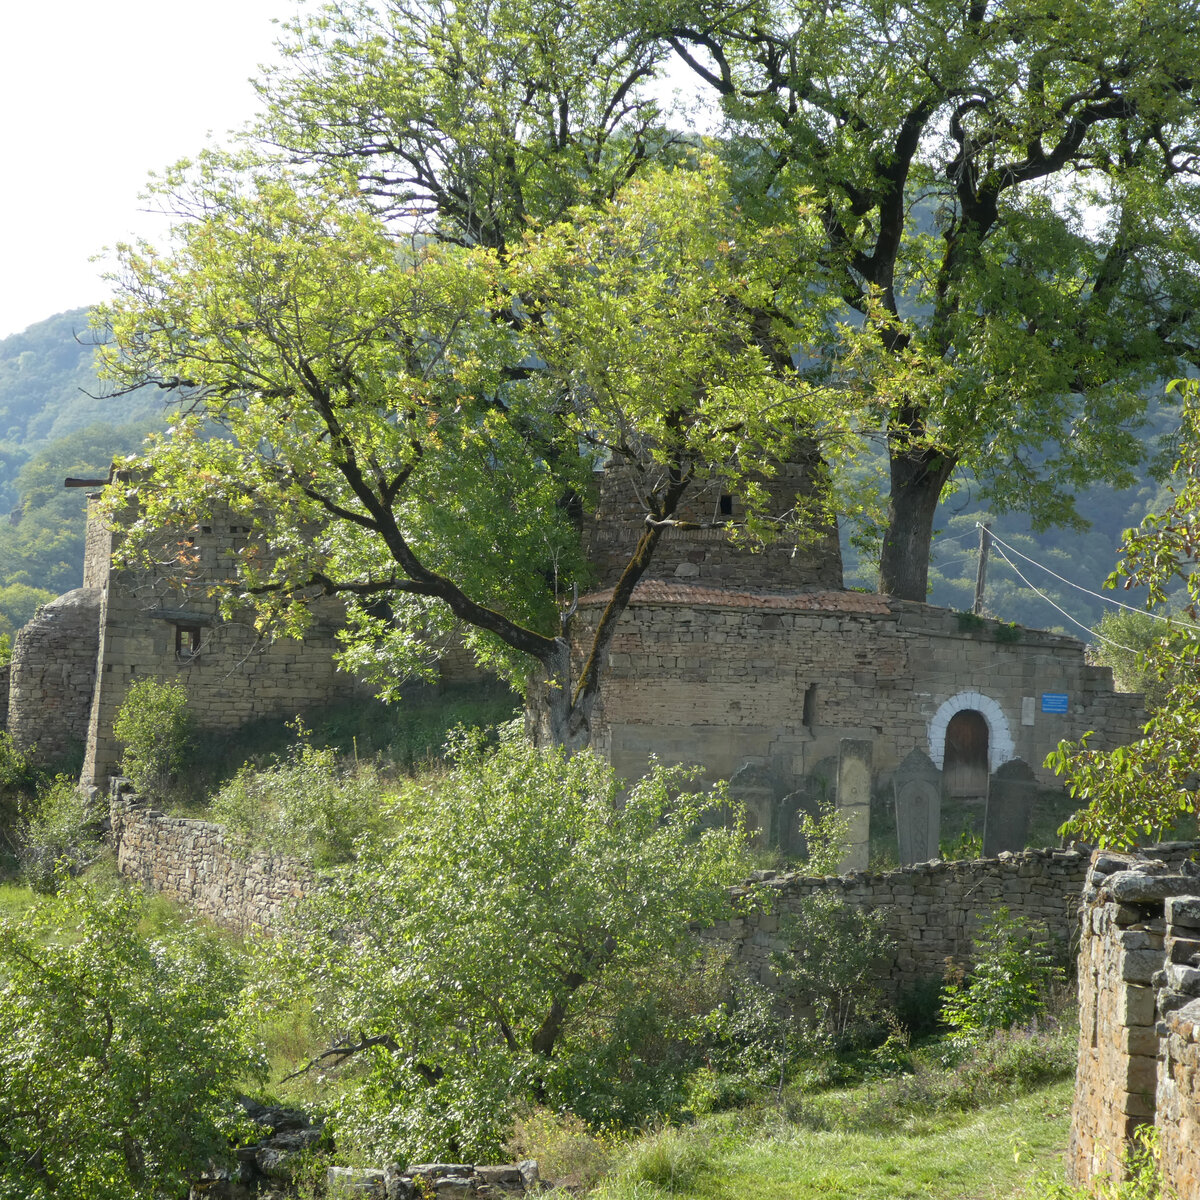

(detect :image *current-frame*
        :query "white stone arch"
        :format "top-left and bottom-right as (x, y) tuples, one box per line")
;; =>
(927, 690), (1015, 773)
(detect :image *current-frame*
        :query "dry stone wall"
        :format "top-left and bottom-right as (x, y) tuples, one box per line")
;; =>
(8, 588), (102, 765)
(109, 784), (1108, 1009)
(1068, 850), (1200, 1191)
(109, 780), (311, 934)
(706, 847), (1091, 998)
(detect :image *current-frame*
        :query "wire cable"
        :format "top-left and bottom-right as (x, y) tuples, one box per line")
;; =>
(989, 542), (1140, 652)
(983, 525), (1177, 624)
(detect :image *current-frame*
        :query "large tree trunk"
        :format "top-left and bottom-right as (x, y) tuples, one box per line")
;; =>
(878, 447), (956, 600)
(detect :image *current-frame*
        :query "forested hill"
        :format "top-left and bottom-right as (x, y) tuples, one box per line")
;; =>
(0, 308), (164, 636)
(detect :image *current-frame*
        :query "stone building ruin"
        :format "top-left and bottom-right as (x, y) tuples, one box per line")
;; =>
(574, 458), (1146, 858)
(7, 477), (362, 784)
(3, 458), (1148, 856)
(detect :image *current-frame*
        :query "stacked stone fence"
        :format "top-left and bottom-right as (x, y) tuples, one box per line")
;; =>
(704, 848), (1100, 999)
(108, 775), (1183, 1008)
(108, 780), (311, 934)
(1069, 849), (1200, 1193)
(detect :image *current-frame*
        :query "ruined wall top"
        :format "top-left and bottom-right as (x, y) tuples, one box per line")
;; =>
(583, 453), (843, 591)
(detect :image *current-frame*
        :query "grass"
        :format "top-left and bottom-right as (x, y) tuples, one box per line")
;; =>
(581, 1080), (1073, 1200)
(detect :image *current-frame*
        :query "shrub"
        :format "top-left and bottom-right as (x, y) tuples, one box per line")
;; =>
(941, 907), (1063, 1042)
(0, 884), (259, 1200)
(258, 735), (751, 1161)
(112, 677), (194, 799)
(210, 729), (391, 866)
(771, 893), (895, 1049)
(18, 775), (101, 893)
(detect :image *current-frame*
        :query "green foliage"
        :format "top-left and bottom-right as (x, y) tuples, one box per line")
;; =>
(256, 735), (751, 1162)
(18, 776), (101, 893)
(112, 678), (193, 800)
(0, 884), (259, 1200)
(1091, 608), (1191, 710)
(1051, 381), (1200, 847)
(795, 799), (852, 877)
(0, 731), (43, 869)
(771, 893), (895, 1048)
(940, 909), (1062, 1043)
(210, 728), (392, 867)
(1028, 1126), (1165, 1199)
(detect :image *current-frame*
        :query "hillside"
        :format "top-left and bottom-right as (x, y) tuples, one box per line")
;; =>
(0, 308), (165, 634)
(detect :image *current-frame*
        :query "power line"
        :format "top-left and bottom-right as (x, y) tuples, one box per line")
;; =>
(983, 525), (1177, 625)
(988, 542), (1140, 652)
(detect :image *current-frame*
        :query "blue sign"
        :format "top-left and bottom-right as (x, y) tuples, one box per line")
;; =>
(1041, 692), (1069, 714)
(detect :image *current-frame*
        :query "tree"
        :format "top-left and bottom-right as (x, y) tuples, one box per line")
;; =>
(0, 884), (256, 1200)
(1049, 380), (1200, 847)
(99, 156), (833, 748)
(647, 0), (1200, 598)
(256, 732), (750, 1161)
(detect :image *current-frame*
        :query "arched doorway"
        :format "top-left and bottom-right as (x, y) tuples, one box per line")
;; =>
(943, 709), (989, 799)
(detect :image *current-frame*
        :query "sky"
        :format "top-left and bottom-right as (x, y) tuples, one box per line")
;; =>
(0, 0), (286, 340)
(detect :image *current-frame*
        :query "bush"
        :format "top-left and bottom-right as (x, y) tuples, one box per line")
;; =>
(0, 884), (260, 1200)
(210, 729), (392, 866)
(771, 892), (895, 1050)
(258, 734), (752, 1162)
(18, 776), (101, 893)
(112, 677), (194, 799)
(941, 907), (1063, 1042)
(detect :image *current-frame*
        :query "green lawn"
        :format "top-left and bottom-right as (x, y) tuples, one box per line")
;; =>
(590, 1079), (1073, 1200)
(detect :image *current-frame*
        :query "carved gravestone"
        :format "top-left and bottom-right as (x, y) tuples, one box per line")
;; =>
(778, 777), (829, 862)
(727, 762), (780, 849)
(893, 747), (942, 866)
(983, 757), (1037, 856)
(836, 739), (872, 873)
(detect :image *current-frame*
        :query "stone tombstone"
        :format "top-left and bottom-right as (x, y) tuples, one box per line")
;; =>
(983, 757), (1037, 856)
(893, 747), (942, 866)
(779, 778), (827, 861)
(836, 739), (872, 873)
(727, 762), (780, 849)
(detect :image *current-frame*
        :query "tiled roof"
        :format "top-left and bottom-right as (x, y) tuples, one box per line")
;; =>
(576, 581), (891, 613)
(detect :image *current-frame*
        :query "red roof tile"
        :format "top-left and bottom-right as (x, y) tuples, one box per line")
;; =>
(576, 582), (891, 614)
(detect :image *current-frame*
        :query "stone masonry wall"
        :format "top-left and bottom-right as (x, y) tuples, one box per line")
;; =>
(705, 848), (1091, 999)
(8, 588), (102, 765)
(0, 664), (9, 733)
(111, 788), (1100, 1004)
(109, 781), (311, 934)
(1068, 850), (1200, 1191)
(583, 455), (843, 592)
(82, 509), (361, 787)
(576, 585), (1144, 795)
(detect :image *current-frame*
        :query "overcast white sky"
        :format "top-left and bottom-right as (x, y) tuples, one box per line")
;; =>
(0, 3), (714, 343)
(0, 0), (286, 340)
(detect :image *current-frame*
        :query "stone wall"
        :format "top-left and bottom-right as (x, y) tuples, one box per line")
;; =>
(1068, 850), (1200, 1190)
(0, 664), (9, 733)
(109, 781), (311, 934)
(7, 588), (102, 765)
(706, 847), (1091, 998)
(109, 785), (1100, 1006)
(574, 584), (1144, 798)
(81, 508), (362, 786)
(582, 454), (843, 592)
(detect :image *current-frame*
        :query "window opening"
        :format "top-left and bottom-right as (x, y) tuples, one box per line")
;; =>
(175, 624), (202, 662)
(802, 684), (817, 730)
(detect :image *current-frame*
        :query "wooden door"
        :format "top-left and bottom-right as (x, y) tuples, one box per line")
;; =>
(944, 709), (989, 799)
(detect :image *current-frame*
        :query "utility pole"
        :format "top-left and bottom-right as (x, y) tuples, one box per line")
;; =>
(973, 523), (992, 616)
